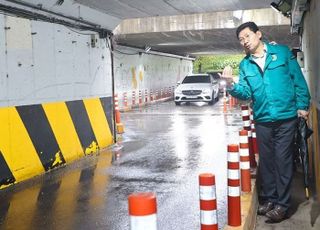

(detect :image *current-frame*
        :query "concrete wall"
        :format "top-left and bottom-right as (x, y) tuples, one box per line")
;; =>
(0, 15), (114, 189)
(301, 0), (320, 200)
(114, 46), (193, 109)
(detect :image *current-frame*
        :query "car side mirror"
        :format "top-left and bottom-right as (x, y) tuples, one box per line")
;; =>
(176, 81), (181, 86)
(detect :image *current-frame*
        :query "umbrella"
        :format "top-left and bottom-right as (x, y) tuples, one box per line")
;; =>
(294, 117), (313, 199)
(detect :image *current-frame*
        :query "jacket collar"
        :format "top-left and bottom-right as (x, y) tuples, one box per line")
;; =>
(245, 42), (279, 70)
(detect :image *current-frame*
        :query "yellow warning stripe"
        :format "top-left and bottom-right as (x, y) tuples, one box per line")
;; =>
(0, 107), (44, 182)
(83, 98), (113, 148)
(42, 102), (84, 163)
(0, 97), (114, 189)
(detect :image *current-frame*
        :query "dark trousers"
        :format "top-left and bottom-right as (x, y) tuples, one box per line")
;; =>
(255, 117), (297, 210)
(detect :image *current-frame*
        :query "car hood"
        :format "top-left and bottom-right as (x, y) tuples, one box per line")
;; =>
(176, 83), (212, 91)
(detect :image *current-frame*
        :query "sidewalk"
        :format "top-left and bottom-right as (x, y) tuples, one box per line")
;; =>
(255, 171), (320, 229)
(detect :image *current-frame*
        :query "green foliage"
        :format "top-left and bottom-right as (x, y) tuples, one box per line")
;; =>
(193, 54), (244, 75)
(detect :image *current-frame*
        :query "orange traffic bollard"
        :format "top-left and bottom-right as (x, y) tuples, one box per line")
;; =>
(114, 94), (121, 123)
(241, 105), (256, 168)
(239, 130), (251, 192)
(227, 144), (241, 227)
(123, 92), (128, 108)
(128, 192), (157, 230)
(229, 96), (233, 108)
(139, 90), (142, 105)
(132, 90), (136, 106)
(150, 89), (153, 102)
(114, 93), (124, 133)
(250, 111), (259, 165)
(145, 89), (148, 103)
(199, 173), (218, 230)
(223, 96), (227, 113)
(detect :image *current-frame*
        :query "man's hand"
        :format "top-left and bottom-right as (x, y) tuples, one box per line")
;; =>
(221, 65), (234, 88)
(297, 110), (309, 120)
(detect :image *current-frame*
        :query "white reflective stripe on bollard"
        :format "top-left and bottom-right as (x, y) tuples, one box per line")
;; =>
(241, 110), (250, 116)
(239, 136), (248, 143)
(243, 120), (251, 127)
(200, 210), (218, 225)
(130, 214), (157, 230)
(228, 152), (239, 162)
(240, 161), (250, 170)
(228, 186), (241, 197)
(200, 185), (216, 200)
(228, 169), (240, 180)
(239, 148), (249, 157)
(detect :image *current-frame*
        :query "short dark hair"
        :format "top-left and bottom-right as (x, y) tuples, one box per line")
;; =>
(236, 22), (260, 39)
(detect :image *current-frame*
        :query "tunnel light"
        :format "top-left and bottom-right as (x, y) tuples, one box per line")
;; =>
(270, 0), (292, 17)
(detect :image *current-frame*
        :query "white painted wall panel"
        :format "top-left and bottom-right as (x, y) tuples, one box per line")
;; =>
(6, 17), (35, 106)
(55, 26), (76, 100)
(73, 33), (91, 97)
(0, 16), (112, 107)
(88, 39), (111, 97)
(0, 15), (7, 105)
(32, 21), (57, 100)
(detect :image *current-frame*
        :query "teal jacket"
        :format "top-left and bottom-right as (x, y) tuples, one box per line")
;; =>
(229, 43), (310, 123)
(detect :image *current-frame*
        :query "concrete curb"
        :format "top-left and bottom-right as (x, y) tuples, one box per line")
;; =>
(224, 179), (258, 230)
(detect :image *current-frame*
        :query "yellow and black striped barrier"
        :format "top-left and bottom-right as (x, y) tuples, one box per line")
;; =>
(0, 97), (114, 189)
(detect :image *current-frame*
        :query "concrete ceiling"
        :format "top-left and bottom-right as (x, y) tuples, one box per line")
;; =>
(114, 25), (298, 56)
(75, 0), (275, 19)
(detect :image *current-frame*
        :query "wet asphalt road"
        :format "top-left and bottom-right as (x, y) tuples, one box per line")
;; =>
(0, 99), (243, 230)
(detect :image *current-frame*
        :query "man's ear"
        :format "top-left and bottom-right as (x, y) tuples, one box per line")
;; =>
(256, 31), (262, 40)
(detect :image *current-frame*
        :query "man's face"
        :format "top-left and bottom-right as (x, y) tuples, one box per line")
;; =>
(238, 27), (262, 54)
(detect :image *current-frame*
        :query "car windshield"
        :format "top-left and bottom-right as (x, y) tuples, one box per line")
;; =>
(182, 75), (210, 84)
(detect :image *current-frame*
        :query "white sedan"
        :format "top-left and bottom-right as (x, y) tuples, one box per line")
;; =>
(174, 74), (219, 105)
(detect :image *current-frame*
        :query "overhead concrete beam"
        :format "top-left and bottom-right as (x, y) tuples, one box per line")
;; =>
(113, 8), (298, 56)
(114, 8), (290, 34)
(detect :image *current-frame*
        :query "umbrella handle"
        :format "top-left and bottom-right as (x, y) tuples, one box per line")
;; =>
(305, 187), (310, 200)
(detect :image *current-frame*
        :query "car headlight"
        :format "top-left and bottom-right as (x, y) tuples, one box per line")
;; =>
(175, 89), (182, 94)
(219, 80), (226, 87)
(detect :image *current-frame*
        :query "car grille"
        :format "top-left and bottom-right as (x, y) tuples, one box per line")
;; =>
(182, 90), (202, 95)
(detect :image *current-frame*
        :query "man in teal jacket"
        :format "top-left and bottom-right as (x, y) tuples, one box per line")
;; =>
(223, 22), (310, 223)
